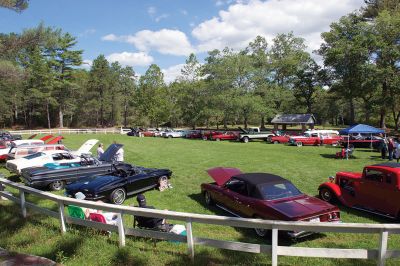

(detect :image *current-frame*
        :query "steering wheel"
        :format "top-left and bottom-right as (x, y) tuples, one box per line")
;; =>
(113, 164), (128, 177)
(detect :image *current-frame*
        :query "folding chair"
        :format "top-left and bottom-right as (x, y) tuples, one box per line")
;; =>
(67, 205), (86, 219)
(89, 213), (112, 236)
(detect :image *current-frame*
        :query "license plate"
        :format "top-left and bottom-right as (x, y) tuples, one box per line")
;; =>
(309, 217), (320, 222)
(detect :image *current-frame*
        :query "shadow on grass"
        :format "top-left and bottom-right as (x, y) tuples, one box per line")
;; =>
(110, 247), (149, 266)
(7, 174), (21, 182)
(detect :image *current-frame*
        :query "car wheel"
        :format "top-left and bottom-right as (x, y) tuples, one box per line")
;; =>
(243, 137), (249, 143)
(110, 188), (126, 205)
(253, 216), (268, 237)
(204, 191), (214, 206)
(168, 135), (173, 139)
(49, 180), (65, 191)
(319, 188), (334, 203)
(273, 140), (279, 144)
(332, 141), (339, 147)
(202, 136), (208, 141)
(296, 142), (303, 147)
(215, 138), (221, 141)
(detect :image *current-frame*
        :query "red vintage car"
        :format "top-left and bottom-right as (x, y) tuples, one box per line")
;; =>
(319, 163), (400, 219)
(202, 131), (220, 140)
(142, 129), (157, 137)
(210, 131), (239, 141)
(186, 130), (203, 139)
(268, 135), (291, 144)
(201, 167), (340, 238)
(288, 130), (342, 147)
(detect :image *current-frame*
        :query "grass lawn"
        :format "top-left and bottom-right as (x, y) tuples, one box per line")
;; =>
(1, 134), (399, 265)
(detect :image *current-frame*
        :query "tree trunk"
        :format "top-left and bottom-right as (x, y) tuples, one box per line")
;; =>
(59, 106), (64, 128)
(244, 116), (248, 130)
(223, 117), (227, 129)
(260, 116), (265, 129)
(392, 109), (400, 131)
(46, 101), (51, 129)
(380, 81), (388, 129)
(123, 101), (128, 127)
(349, 98), (355, 125)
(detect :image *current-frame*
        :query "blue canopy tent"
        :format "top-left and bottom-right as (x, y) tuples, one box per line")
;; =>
(339, 124), (385, 135)
(339, 124), (385, 159)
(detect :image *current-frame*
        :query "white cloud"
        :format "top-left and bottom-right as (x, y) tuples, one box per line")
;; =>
(193, 0), (365, 53)
(101, 34), (119, 41)
(102, 29), (195, 56)
(81, 59), (93, 69)
(106, 52), (154, 66)
(147, 6), (156, 16)
(180, 9), (188, 16)
(155, 14), (169, 22)
(162, 64), (185, 84)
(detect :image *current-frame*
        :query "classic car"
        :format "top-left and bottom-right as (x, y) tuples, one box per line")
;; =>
(65, 164), (172, 204)
(201, 167), (340, 238)
(319, 163), (400, 219)
(202, 131), (220, 140)
(288, 130), (342, 147)
(163, 130), (189, 138)
(6, 139), (98, 174)
(154, 128), (172, 137)
(186, 130), (203, 139)
(268, 134), (291, 144)
(126, 127), (141, 136)
(209, 131), (239, 141)
(340, 135), (383, 150)
(0, 139), (45, 161)
(7, 144), (65, 160)
(0, 130), (22, 141)
(20, 144), (126, 191)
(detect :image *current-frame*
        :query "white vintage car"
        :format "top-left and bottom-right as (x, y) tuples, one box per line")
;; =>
(6, 139), (98, 174)
(163, 130), (189, 138)
(0, 139), (45, 161)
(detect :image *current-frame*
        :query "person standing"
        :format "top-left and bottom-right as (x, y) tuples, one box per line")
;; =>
(97, 143), (104, 158)
(113, 141), (124, 162)
(388, 137), (395, 161)
(381, 138), (388, 159)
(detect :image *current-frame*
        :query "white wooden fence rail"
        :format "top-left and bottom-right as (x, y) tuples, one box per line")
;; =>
(8, 128), (130, 135)
(1, 177), (399, 266)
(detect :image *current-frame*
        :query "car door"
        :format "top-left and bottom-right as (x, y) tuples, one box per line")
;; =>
(357, 169), (386, 211)
(223, 179), (254, 217)
(125, 169), (155, 193)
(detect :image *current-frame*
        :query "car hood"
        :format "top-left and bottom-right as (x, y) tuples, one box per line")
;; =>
(336, 171), (362, 179)
(67, 174), (120, 192)
(207, 167), (243, 186)
(269, 195), (336, 220)
(99, 144), (123, 162)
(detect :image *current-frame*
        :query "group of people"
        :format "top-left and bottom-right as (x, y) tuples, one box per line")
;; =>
(96, 141), (124, 162)
(380, 137), (400, 162)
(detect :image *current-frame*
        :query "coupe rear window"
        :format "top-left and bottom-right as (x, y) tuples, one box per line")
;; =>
(257, 182), (302, 200)
(24, 152), (45, 160)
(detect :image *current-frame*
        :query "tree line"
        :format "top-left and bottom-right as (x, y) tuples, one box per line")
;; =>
(0, 0), (399, 129)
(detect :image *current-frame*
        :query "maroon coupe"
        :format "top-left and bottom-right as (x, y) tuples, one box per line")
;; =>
(201, 167), (340, 238)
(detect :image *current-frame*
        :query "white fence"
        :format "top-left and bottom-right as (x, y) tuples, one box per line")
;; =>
(1, 177), (399, 266)
(9, 128), (129, 135)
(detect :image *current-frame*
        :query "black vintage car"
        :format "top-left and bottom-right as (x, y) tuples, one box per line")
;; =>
(20, 144), (124, 191)
(65, 165), (172, 204)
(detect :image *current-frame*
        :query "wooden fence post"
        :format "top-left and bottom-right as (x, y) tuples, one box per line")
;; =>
(271, 227), (278, 266)
(19, 190), (27, 218)
(378, 229), (388, 266)
(58, 202), (66, 234)
(117, 213), (125, 247)
(186, 218), (194, 261)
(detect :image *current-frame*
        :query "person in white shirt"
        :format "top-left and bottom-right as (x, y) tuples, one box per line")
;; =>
(97, 143), (104, 158)
(113, 141), (124, 162)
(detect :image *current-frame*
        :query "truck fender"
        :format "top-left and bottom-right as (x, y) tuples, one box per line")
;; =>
(318, 182), (343, 202)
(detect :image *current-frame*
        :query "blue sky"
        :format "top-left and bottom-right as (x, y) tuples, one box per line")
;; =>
(0, 0), (365, 82)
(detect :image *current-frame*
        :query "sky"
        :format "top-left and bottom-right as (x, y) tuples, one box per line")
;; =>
(0, 0), (365, 82)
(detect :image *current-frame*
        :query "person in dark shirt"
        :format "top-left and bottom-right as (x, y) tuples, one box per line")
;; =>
(135, 194), (172, 231)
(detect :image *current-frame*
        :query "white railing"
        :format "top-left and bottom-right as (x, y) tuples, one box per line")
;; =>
(0, 177), (399, 266)
(8, 128), (128, 135)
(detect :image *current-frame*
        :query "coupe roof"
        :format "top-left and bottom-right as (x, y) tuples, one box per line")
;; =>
(372, 162), (400, 168)
(234, 173), (287, 186)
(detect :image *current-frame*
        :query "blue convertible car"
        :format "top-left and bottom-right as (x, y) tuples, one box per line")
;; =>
(65, 164), (172, 204)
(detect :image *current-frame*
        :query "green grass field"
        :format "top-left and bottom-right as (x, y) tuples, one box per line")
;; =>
(1, 134), (399, 265)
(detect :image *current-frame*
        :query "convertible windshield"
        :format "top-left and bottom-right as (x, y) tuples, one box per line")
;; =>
(24, 152), (45, 160)
(257, 182), (302, 200)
